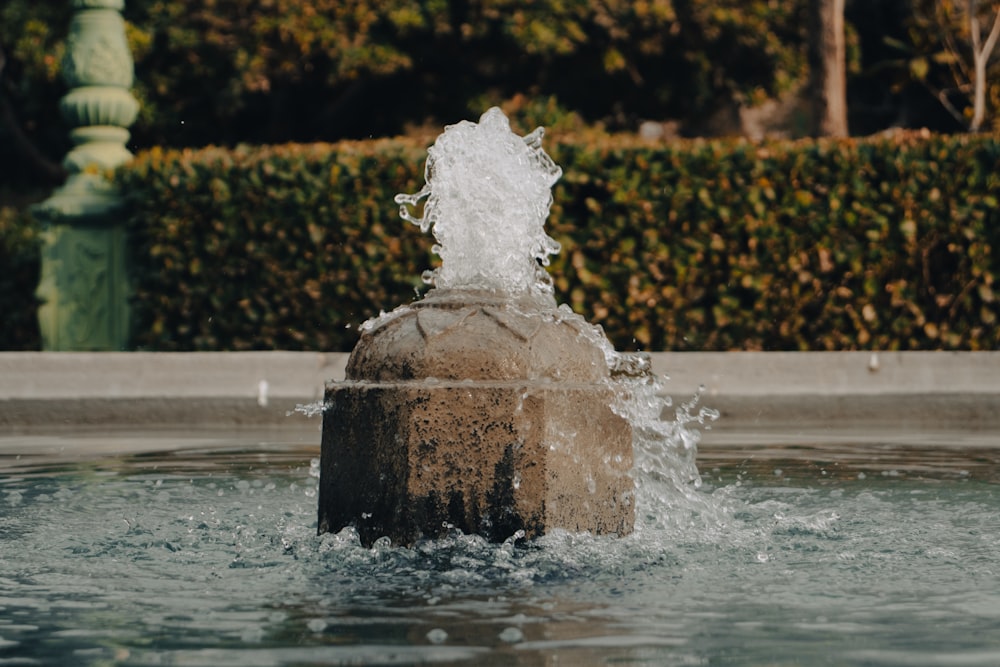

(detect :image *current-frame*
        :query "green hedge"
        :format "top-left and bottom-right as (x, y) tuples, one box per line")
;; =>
(119, 140), (434, 350)
(4, 131), (998, 351)
(547, 131), (1000, 350)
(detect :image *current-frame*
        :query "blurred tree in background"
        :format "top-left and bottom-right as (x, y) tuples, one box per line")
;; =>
(122, 0), (809, 145)
(808, 0), (849, 137)
(895, 0), (1000, 131)
(1, 0), (997, 193)
(0, 2), (70, 189)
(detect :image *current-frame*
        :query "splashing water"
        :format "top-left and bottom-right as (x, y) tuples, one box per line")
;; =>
(395, 107), (563, 295)
(540, 302), (723, 529)
(623, 377), (724, 532)
(5, 430), (998, 665)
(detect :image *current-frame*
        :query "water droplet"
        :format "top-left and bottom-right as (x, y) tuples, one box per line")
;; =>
(498, 627), (524, 643)
(426, 628), (448, 644)
(256, 379), (269, 407)
(868, 352), (880, 372)
(240, 626), (263, 643)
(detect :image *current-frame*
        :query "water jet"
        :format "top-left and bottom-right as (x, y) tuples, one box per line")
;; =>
(318, 108), (638, 545)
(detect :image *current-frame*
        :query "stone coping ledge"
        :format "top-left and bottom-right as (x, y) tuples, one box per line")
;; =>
(1, 351), (998, 430)
(0, 351), (345, 401)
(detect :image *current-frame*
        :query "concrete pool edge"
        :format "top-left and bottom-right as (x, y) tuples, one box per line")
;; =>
(2, 351), (999, 432)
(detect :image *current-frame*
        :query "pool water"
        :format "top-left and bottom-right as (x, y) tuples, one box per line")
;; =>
(2, 428), (999, 666)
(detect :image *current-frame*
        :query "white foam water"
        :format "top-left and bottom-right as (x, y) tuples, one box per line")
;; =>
(394, 107), (563, 295)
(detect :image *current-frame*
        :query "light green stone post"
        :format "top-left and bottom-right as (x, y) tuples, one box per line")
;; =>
(32, 0), (138, 350)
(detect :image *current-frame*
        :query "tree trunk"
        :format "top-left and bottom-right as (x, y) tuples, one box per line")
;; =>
(808, 0), (849, 137)
(972, 47), (989, 131)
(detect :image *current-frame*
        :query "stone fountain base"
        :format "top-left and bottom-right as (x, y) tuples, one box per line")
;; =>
(318, 289), (635, 546)
(320, 381), (632, 545)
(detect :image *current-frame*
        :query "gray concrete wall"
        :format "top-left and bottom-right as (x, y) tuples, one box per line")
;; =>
(1, 351), (998, 431)
(652, 351), (1000, 433)
(0, 352), (345, 430)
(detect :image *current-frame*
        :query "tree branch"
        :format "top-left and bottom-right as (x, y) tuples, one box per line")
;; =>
(983, 5), (1000, 60)
(942, 6), (973, 84)
(969, 0), (982, 55)
(934, 85), (971, 126)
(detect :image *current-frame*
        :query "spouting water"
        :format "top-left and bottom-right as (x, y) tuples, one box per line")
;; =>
(391, 107), (721, 513)
(394, 106), (563, 295)
(321, 105), (721, 545)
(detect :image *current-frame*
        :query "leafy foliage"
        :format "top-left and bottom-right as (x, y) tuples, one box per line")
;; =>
(3, 131), (998, 351)
(896, 0), (1000, 130)
(3, 0), (810, 155)
(548, 131), (1000, 350)
(118, 140), (434, 350)
(104, 131), (1000, 352)
(0, 2), (71, 187)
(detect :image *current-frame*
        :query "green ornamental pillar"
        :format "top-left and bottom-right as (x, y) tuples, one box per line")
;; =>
(32, 0), (138, 350)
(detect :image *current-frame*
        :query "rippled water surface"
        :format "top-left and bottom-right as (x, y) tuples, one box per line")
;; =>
(2, 428), (999, 666)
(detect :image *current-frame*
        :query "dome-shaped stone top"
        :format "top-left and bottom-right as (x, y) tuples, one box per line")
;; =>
(346, 289), (613, 383)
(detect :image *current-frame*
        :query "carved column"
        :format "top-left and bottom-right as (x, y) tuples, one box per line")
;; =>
(32, 0), (138, 350)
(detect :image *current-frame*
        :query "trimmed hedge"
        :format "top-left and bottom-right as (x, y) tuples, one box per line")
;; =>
(3, 131), (998, 351)
(119, 140), (435, 350)
(548, 131), (1000, 350)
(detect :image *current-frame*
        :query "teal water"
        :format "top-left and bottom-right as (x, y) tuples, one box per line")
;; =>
(1, 431), (999, 666)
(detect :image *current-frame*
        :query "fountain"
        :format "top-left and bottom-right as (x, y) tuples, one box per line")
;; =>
(5, 109), (998, 664)
(318, 108), (640, 546)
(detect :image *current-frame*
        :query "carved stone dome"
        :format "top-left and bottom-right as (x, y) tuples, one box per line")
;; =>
(346, 288), (612, 383)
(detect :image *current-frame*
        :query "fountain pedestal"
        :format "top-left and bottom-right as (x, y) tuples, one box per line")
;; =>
(319, 289), (634, 546)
